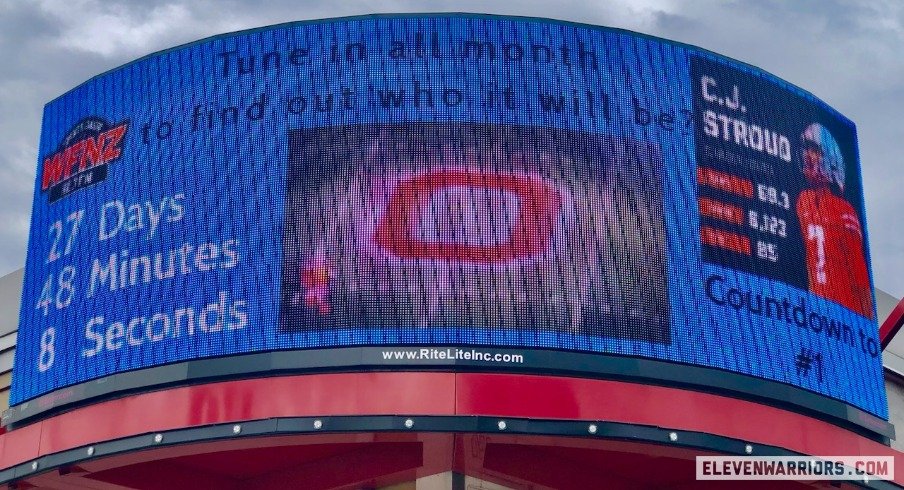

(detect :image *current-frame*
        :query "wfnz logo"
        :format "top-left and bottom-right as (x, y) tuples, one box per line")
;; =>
(41, 117), (128, 203)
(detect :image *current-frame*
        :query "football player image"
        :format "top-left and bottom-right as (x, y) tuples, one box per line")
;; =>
(796, 123), (873, 318)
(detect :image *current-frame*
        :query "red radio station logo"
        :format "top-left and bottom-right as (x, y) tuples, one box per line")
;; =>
(41, 117), (128, 203)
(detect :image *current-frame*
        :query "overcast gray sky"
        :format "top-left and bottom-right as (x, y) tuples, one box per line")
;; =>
(0, 0), (902, 298)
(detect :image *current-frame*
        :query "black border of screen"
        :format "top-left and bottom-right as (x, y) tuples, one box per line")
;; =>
(3, 346), (894, 441)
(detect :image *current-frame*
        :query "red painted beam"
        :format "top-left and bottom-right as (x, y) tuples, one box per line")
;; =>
(881, 296), (904, 349)
(0, 372), (900, 486)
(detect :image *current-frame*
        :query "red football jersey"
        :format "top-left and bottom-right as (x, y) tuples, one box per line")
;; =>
(797, 188), (873, 318)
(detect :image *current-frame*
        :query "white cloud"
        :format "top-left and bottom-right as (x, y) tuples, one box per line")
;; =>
(35, 0), (242, 58)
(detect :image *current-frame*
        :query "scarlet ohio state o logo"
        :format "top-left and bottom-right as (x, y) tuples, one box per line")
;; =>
(373, 170), (563, 263)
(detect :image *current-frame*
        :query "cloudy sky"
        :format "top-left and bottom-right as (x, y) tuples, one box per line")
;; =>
(0, 0), (902, 297)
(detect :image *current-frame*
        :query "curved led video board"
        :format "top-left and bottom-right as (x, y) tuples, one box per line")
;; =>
(11, 14), (887, 424)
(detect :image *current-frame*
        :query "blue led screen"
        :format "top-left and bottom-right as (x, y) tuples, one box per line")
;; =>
(11, 14), (886, 418)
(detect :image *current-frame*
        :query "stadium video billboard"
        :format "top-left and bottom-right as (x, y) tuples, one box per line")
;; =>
(11, 14), (886, 421)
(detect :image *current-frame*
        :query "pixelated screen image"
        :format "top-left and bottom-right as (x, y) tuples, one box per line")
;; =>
(11, 14), (886, 419)
(280, 124), (668, 341)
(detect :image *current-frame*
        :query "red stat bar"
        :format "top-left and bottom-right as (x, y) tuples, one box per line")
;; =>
(697, 167), (754, 199)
